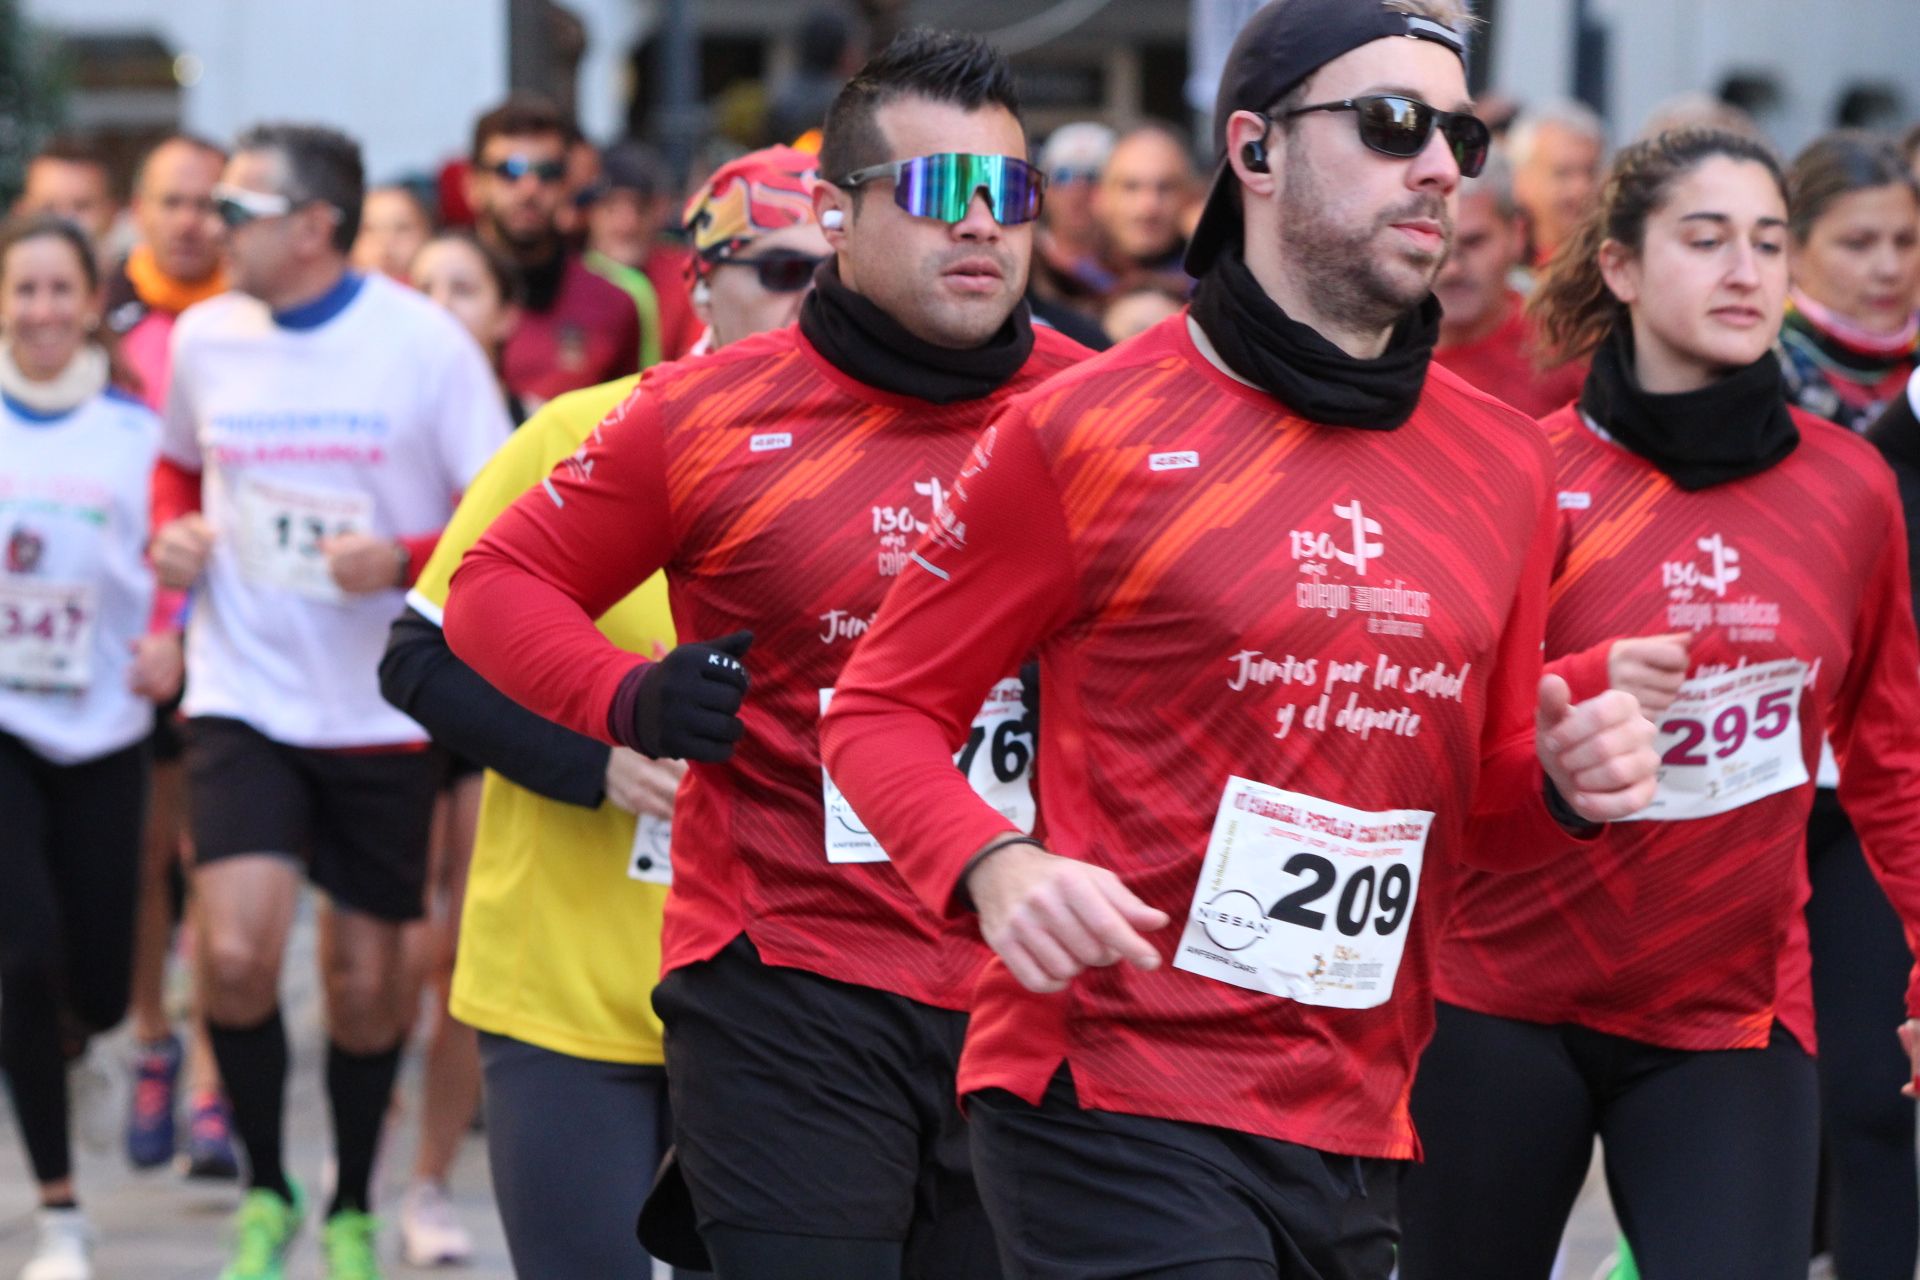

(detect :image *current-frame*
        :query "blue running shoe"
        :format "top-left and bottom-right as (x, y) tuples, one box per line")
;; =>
(125, 1034), (181, 1169)
(184, 1091), (242, 1180)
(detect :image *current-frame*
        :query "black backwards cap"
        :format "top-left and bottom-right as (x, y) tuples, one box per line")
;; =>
(1184, 0), (1468, 277)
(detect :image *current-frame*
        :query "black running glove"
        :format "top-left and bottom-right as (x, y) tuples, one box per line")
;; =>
(611, 631), (753, 762)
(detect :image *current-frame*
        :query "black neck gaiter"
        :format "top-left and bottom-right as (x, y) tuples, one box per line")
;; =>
(798, 258), (1035, 404)
(1188, 242), (1438, 429)
(1579, 326), (1799, 491)
(519, 245), (567, 313)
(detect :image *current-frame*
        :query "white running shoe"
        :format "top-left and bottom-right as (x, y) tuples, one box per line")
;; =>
(66, 1048), (119, 1155)
(19, 1207), (95, 1280)
(398, 1181), (473, 1267)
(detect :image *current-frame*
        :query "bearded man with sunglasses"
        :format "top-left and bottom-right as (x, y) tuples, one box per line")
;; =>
(148, 122), (509, 1280)
(443, 29), (1087, 1280)
(816, 2), (1659, 1277)
(467, 95), (643, 407)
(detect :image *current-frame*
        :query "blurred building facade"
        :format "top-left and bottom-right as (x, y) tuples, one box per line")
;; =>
(1492, 0), (1916, 151)
(22, 0), (1920, 187)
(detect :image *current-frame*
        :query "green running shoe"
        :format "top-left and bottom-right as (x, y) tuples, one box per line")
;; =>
(219, 1182), (305, 1280)
(322, 1210), (382, 1280)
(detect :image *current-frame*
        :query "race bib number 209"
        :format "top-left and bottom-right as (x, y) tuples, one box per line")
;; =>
(1175, 777), (1432, 1010)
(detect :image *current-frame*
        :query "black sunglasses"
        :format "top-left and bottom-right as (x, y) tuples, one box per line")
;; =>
(1277, 95), (1490, 177)
(711, 252), (826, 293)
(486, 156), (569, 185)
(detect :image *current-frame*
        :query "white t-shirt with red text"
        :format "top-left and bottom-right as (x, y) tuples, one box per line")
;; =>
(163, 272), (509, 747)
(1, 386), (161, 763)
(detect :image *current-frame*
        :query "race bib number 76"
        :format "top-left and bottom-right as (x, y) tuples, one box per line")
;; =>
(820, 677), (1035, 863)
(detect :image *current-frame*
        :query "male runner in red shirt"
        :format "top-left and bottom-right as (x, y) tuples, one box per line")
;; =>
(818, 1), (1657, 1275)
(445, 30), (1085, 1279)
(1431, 153), (1585, 416)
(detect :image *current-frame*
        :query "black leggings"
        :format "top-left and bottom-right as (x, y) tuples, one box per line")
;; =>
(0, 731), (148, 1185)
(1804, 794), (1912, 1274)
(1805, 789), (1918, 1279)
(1400, 1003), (1819, 1280)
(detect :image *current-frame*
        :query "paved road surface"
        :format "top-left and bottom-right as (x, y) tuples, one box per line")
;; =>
(0, 898), (1637, 1279)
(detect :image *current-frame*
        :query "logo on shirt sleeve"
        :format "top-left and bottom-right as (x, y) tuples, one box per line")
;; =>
(1149, 450), (1200, 471)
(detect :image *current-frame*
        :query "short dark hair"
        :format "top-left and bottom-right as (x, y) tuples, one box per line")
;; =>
(817, 29), (1023, 183)
(233, 122), (365, 254)
(31, 136), (109, 175)
(1902, 121), (1920, 171)
(134, 133), (228, 193)
(471, 94), (574, 165)
(600, 140), (672, 200)
(0, 212), (100, 292)
(27, 136), (114, 200)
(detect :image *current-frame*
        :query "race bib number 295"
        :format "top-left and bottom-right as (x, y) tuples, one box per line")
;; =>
(1174, 777), (1432, 1010)
(1621, 658), (1808, 823)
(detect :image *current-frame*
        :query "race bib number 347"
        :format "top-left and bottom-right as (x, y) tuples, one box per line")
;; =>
(1174, 777), (1432, 1010)
(0, 578), (96, 692)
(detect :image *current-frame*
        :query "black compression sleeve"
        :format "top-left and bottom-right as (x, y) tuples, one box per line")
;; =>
(379, 607), (611, 809)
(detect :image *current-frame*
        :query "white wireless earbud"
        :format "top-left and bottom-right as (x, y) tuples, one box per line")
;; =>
(692, 281), (712, 306)
(821, 208), (845, 230)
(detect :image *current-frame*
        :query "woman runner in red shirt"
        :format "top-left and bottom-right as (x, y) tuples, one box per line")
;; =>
(1401, 127), (1920, 1280)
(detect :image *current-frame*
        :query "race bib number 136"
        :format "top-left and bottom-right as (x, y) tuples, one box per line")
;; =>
(230, 476), (373, 604)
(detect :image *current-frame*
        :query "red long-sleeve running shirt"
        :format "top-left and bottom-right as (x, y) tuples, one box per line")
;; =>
(444, 322), (1086, 1010)
(819, 315), (1593, 1158)
(1437, 405), (1920, 1053)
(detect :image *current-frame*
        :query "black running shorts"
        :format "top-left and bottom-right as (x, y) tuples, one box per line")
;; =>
(185, 715), (438, 921)
(970, 1068), (1400, 1280)
(649, 934), (996, 1276)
